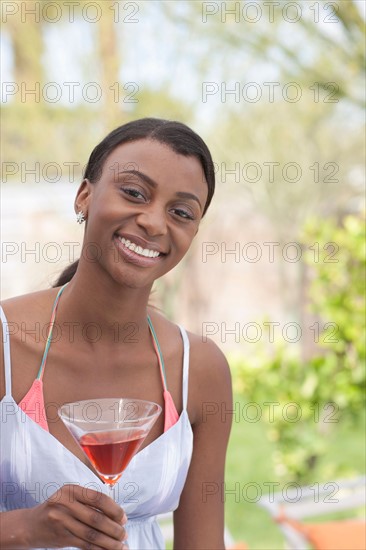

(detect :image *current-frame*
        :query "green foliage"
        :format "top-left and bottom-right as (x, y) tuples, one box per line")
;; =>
(231, 213), (366, 482)
(168, 0), (365, 109)
(224, 395), (365, 548)
(304, 213), (366, 388)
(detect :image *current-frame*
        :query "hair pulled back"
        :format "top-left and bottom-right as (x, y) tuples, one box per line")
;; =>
(53, 117), (215, 287)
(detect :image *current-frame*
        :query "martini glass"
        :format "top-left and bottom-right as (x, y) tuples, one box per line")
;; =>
(59, 398), (162, 492)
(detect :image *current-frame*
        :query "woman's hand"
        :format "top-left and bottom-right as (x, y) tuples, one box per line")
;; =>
(21, 484), (128, 549)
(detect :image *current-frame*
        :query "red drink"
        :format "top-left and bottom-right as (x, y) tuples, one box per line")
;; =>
(80, 430), (145, 485)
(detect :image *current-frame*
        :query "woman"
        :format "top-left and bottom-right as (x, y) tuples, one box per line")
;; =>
(0, 118), (233, 549)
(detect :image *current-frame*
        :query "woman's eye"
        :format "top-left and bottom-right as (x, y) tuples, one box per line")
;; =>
(121, 187), (146, 200)
(172, 208), (195, 220)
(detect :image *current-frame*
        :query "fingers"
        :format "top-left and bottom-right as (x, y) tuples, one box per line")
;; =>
(69, 502), (127, 542)
(71, 485), (125, 524)
(25, 485), (129, 550)
(63, 515), (128, 550)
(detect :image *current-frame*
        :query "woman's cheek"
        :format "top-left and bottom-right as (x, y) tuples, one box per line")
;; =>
(177, 231), (197, 258)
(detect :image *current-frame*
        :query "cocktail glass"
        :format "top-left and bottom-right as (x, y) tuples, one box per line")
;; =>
(58, 398), (162, 493)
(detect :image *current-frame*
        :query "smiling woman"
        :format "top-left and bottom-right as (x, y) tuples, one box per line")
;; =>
(0, 118), (233, 550)
(55, 119), (215, 287)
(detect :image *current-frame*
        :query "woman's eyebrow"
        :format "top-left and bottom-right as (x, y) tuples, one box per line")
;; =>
(117, 169), (157, 189)
(175, 191), (202, 210)
(117, 169), (202, 210)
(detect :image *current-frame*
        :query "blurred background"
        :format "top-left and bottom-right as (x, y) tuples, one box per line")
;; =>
(1, 1), (365, 548)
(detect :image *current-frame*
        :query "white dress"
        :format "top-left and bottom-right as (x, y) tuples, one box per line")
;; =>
(0, 305), (193, 549)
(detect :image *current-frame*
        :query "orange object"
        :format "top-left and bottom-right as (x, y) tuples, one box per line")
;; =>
(276, 509), (366, 550)
(229, 543), (248, 550)
(301, 521), (366, 550)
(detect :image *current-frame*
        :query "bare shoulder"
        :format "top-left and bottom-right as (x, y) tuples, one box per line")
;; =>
(187, 331), (232, 391)
(184, 331), (232, 427)
(0, 287), (61, 400)
(148, 308), (231, 387)
(148, 309), (232, 423)
(188, 330), (230, 372)
(0, 287), (58, 323)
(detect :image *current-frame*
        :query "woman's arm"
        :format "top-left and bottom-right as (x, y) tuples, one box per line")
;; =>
(173, 336), (233, 549)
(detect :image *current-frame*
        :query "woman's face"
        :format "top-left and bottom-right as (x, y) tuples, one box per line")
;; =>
(76, 138), (209, 288)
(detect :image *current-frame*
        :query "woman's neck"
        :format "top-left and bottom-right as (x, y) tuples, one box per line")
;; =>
(55, 264), (154, 348)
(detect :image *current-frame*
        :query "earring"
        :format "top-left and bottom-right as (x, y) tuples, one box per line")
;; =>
(76, 210), (85, 224)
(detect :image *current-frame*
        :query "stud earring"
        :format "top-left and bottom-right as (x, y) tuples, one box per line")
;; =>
(76, 210), (85, 224)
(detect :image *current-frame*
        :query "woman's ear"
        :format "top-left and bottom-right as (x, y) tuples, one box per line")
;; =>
(74, 179), (93, 219)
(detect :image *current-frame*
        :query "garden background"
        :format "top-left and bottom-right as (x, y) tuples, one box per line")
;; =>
(1, 1), (365, 548)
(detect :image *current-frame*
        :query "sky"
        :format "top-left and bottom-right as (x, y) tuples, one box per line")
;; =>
(0, 0), (364, 125)
(0, 2), (335, 101)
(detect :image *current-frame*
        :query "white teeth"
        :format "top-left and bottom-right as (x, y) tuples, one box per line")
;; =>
(118, 236), (160, 258)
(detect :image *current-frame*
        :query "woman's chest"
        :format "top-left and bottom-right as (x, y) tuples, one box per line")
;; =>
(1, 400), (193, 518)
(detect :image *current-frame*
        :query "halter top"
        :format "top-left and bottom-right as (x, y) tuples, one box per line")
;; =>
(0, 286), (193, 550)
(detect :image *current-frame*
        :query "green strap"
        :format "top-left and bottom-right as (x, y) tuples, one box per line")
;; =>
(36, 283), (69, 379)
(147, 314), (168, 389)
(36, 284), (168, 390)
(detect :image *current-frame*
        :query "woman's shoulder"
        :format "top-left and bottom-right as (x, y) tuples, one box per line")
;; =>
(0, 287), (59, 323)
(148, 308), (231, 389)
(0, 288), (57, 399)
(187, 331), (232, 397)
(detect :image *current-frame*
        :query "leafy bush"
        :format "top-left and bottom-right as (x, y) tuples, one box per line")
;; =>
(231, 213), (365, 482)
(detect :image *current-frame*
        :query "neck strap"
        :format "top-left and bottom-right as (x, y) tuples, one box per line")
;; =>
(36, 283), (69, 380)
(147, 314), (168, 390)
(36, 282), (168, 390)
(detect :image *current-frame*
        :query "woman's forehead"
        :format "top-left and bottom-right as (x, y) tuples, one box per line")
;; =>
(102, 139), (208, 196)
(104, 139), (196, 169)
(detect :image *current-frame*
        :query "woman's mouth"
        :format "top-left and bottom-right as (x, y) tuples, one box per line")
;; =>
(118, 236), (161, 257)
(113, 235), (165, 267)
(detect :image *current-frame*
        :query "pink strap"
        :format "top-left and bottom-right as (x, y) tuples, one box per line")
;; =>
(149, 326), (168, 391)
(18, 379), (49, 432)
(149, 322), (180, 431)
(163, 390), (180, 431)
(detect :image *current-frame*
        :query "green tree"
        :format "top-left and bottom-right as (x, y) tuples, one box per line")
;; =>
(163, 0), (365, 108)
(231, 212), (365, 482)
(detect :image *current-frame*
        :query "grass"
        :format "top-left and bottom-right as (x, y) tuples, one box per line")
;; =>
(224, 395), (284, 549)
(165, 395), (365, 549)
(224, 395), (366, 549)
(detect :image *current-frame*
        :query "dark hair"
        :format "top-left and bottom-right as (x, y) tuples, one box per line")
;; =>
(53, 117), (215, 287)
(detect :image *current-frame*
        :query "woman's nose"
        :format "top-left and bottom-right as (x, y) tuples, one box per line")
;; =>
(135, 206), (168, 237)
